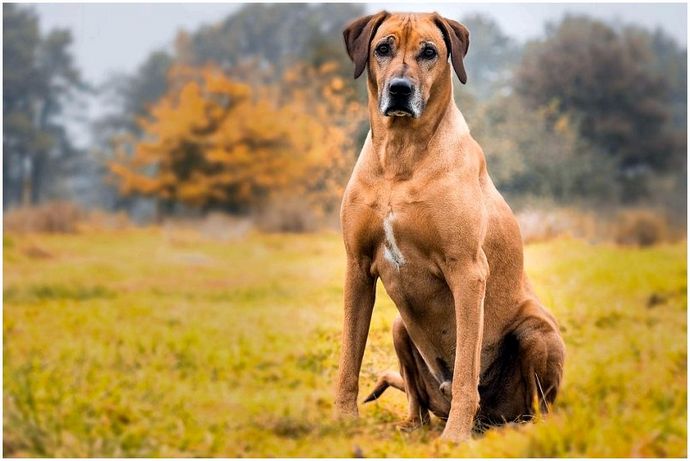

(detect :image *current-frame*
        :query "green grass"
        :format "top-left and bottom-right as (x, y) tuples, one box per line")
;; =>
(3, 228), (687, 457)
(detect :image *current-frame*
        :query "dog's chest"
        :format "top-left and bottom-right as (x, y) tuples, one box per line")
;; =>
(369, 189), (451, 280)
(373, 202), (458, 333)
(345, 172), (464, 278)
(381, 211), (406, 270)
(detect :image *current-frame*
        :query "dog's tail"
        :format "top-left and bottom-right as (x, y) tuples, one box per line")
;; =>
(362, 371), (405, 403)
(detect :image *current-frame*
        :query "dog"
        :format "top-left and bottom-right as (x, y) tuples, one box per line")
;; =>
(334, 11), (566, 443)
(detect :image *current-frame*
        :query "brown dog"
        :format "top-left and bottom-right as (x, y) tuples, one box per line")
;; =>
(334, 11), (565, 443)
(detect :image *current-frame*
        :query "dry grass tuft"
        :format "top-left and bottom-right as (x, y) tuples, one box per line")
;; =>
(253, 199), (320, 233)
(517, 206), (681, 246)
(21, 244), (54, 259)
(4, 202), (134, 235)
(613, 209), (669, 247)
(78, 210), (132, 232)
(517, 208), (600, 244)
(4, 201), (85, 234)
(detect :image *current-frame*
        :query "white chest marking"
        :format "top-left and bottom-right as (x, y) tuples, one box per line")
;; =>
(383, 212), (405, 270)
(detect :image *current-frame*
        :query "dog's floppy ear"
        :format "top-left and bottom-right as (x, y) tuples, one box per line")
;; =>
(433, 14), (470, 84)
(343, 11), (390, 79)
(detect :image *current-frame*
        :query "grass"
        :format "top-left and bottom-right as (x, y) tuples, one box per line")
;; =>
(3, 227), (687, 457)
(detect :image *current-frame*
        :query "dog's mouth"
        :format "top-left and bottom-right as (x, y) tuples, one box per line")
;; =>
(383, 99), (416, 117)
(379, 85), (422, 118)
(384, 107), (414, 117)
(380, 93), (422, 118)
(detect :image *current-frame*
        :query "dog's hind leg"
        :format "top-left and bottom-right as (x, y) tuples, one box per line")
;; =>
(514, 311), (565, 415)
(477, 303), (565, 428)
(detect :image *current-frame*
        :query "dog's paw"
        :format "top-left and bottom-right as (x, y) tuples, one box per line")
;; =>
(333, 402), (359, 420)
(439, 428), (471, 444)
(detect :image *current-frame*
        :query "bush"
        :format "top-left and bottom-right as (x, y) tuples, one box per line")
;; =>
(4, 202), (85, 234)
(516, 206), (676, 246)
(613, 209), (669, 247)
(517, 207), (599, 244)
(4, 202), (134, 234)
(253, 199), (319, 233)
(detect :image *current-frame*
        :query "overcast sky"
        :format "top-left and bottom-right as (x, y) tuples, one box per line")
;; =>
(32, 2), (688, 86)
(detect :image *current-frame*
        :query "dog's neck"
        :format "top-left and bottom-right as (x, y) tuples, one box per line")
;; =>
(367, 68), (470, 179)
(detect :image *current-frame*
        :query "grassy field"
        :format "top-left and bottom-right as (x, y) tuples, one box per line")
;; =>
(3, 228), (687, 457)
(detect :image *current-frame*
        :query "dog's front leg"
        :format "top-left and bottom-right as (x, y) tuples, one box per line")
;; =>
(334, 257), (376, 418)
(440, 249), (489, 443)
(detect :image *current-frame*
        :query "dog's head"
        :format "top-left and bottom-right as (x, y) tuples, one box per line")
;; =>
(343, 11), (469, 119)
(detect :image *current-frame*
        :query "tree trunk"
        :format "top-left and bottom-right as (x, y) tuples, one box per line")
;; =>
(21, 156), (32, 207)
(30, 154), (45, 204)
(3, 151), (19, 209)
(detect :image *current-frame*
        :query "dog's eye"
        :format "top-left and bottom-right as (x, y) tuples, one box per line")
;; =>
(375, 44), (391, 56)
(421, 46), (437, 60)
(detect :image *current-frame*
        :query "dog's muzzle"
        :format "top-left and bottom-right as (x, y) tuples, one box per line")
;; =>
(381, 77), (422, 118)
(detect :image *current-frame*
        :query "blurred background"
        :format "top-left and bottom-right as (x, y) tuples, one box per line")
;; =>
(3, 2), (687, 242)
(3, 3), (688, 457)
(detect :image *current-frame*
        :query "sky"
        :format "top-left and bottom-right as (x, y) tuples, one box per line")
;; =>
(32, 2), (688, 86)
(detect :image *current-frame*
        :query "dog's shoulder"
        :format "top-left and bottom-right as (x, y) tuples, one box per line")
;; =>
(431, 130), (486, 186)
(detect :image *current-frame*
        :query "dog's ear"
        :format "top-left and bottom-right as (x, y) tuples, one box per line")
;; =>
(343, 11), (390, 79)
(433, 14), (470, 84)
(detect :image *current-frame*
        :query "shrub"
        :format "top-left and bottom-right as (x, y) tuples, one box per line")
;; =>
(613, 209), (669, 247)
(253, 199), (319, 233)
(4, 202), (134, 234)
(4, 201), (84, 234)
(516, 206), (678, 246)
(517, 207), (601, 244)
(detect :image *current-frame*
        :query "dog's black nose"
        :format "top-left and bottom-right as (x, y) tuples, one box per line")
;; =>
(389, 78), (413, 96)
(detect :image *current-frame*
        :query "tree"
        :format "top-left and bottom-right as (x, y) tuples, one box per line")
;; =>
(183, 4), (363, 74)
(3, 4), (85, 207)
(96, 3), (366, 216)
(458, 14), (522, 100)
(109, 63), (362, 216)
(464, 92), (618, 204)
(98, 51), (174, 137)
(515, 16), (684, 201)
(103, 3), (364, 136)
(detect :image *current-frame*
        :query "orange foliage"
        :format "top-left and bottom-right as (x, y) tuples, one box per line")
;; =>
(109, 63), (364, 214)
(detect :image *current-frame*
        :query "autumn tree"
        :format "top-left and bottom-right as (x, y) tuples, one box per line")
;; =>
(109, 63), (362, 216)
(101, 3), (364, 143)
(97, 4), (365, 217)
